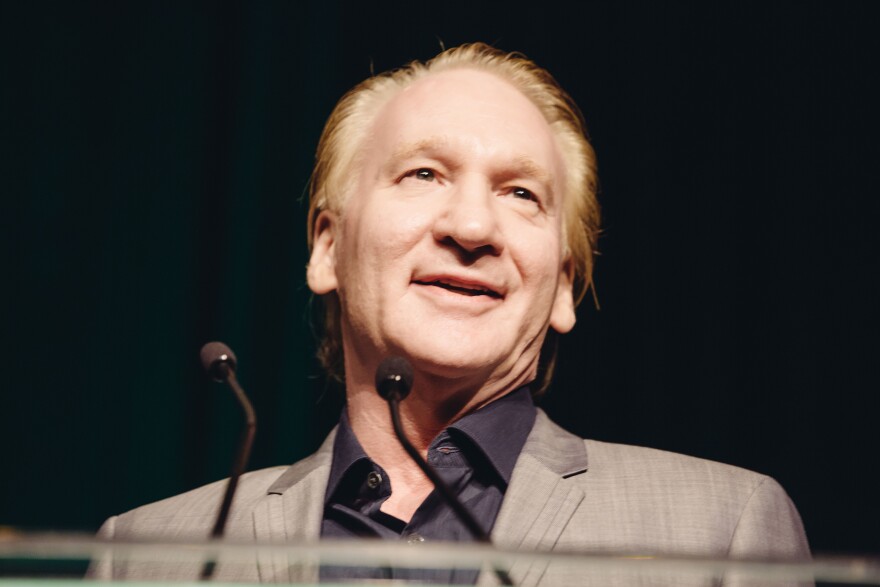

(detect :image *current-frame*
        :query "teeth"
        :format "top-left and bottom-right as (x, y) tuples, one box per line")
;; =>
(437, 281), (486, 292)
(429, 280), (498, 297)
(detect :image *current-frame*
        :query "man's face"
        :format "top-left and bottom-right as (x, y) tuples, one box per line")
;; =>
(309, 68), (575, 392)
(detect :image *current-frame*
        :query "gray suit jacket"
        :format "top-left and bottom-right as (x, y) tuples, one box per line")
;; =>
(91, 410), (810, 585)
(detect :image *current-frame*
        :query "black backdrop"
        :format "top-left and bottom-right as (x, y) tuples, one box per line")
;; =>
(2, 1), (878, 555)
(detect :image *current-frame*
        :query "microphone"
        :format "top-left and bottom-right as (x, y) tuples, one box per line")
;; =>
(374, 357), (514, 586)
(198, 342), (257, 580)
(200, 341), (238, 383)
(375, 355), (414, 401)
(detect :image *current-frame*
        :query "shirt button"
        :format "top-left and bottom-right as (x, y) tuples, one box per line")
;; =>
(406, 533), (425, 544)
(366, 471), (382, 489)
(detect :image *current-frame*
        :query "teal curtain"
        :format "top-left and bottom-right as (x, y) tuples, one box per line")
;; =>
(2, 2), (344, 528)
(2, 1), (878, 553)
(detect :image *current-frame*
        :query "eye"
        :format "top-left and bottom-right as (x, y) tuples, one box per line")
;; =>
(403, 168), (436, 182)
(511, 187), (538, 202)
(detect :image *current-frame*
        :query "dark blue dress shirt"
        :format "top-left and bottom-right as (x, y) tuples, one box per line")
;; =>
(320, 386), (536, 584)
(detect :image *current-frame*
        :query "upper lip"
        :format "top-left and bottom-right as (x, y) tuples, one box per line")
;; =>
(413, 274), (504, 298)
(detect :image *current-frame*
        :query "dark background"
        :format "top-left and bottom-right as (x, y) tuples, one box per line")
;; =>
(2, 1), (878, 555)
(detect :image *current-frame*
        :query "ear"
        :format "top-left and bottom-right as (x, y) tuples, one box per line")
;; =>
(307, 210), (339, 295)
(549, 255), (576, 334)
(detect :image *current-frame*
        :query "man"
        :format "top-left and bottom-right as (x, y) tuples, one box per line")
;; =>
(92, 43), (809, 585)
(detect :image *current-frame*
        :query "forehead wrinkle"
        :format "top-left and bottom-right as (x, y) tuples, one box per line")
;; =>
(509, 155), (554, 185)
(376, 129), (562, 208)
(388, 136), (450, 163)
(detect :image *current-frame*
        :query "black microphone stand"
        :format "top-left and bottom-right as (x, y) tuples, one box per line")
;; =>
(200, 355), (257, 581)
(384, 392), (514, 586)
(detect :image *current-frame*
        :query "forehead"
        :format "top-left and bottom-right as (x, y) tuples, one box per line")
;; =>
(360, 68), (565, 186)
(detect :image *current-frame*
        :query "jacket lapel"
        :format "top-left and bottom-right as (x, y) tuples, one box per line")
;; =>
(481, 410), (589, 586)
(253, 428), (336, 584)
(249, 411), (587, 585)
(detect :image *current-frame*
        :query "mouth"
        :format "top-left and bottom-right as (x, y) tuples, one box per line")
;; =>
(413, 278), (503, 299)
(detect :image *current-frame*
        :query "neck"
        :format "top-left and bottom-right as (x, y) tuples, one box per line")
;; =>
(347, 364), (533, 451)
(346, 381), (458, 465)
(344, 387), (449, 522)
(343, 357), (533, 522)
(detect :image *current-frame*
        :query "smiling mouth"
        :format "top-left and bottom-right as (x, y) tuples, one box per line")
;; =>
(415, 280), (503, 299)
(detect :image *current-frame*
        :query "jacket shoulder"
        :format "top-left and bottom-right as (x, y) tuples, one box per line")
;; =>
(545, 428), (808, 558)
(109, 466), (289, 540)
(103, 430), (338, 542)
(531, 411), (775, 497)
(583, 438), (769, 490)
(529, 412), (808, 556)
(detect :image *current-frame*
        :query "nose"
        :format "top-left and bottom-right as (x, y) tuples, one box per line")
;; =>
(432, 176), (504, 257)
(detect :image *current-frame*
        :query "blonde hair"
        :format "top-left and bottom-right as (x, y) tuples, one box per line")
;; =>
(307, 42), (600, 394)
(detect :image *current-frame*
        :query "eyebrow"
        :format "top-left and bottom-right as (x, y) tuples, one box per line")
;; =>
(508, 155), (554, 187)
(384, 137), (557, 198)
(387, 137), (451, 167)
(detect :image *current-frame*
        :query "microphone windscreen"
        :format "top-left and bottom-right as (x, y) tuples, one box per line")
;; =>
(375, 356), (414, 401)
(200, 341), (238, 381)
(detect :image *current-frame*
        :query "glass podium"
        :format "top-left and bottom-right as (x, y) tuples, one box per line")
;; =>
(1, 531), (878, 586)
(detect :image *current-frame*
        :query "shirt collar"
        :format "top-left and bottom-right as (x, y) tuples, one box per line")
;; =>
(324, 408), (370, 504)
(324, 386), (537, 503)
(447, 386), (536, 485)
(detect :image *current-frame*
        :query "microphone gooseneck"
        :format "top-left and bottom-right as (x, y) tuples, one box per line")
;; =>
(374, 356), (514, 586)
(198, 341), (257, 581)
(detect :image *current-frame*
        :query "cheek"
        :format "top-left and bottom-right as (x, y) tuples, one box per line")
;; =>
(513, 228), (564, 285)
(341, 200), (432, 274)
(373, 196), (436, 246)
(395, 207), (435, 245)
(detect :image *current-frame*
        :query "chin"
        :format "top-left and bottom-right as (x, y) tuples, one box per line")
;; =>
(396, 335), (505, 380)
